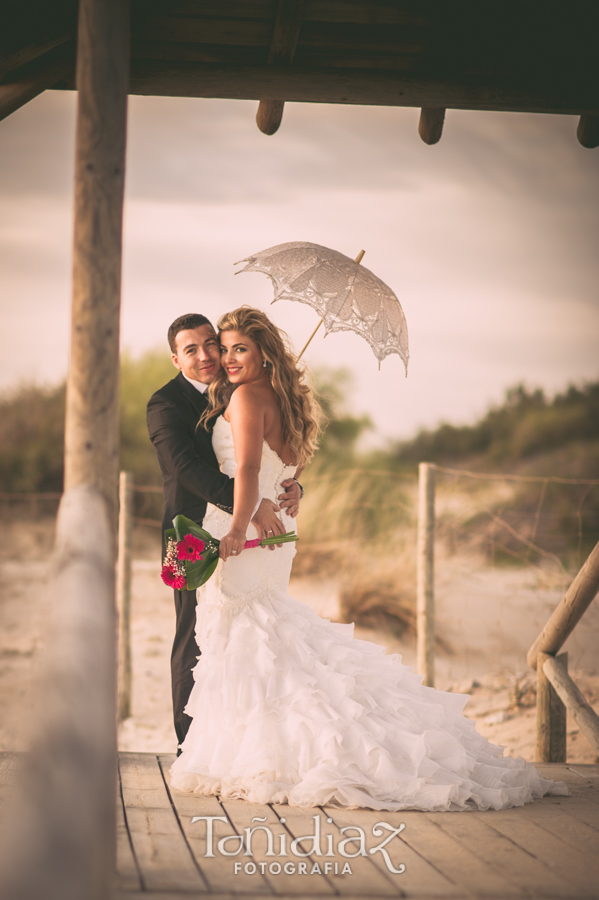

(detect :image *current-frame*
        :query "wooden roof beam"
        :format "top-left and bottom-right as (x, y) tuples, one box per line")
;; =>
(125, 62), (599, 117)
(256, 0), (304, 135)
(577, 115), (599, 149)
(0, 45), (74, 122)
(418, 107), (445, 144)
(0, 33), (72, 81)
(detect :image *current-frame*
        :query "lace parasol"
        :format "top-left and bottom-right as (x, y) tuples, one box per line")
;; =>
(235, 241), (409, 374)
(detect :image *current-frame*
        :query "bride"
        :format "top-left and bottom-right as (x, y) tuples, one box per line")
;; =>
(170, 307), (566, 811)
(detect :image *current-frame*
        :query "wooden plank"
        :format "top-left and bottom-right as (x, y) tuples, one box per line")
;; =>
(500, 804), (599, 855)
(325, 807), (458, 898)
(127, 61), (599, 115)
(131, 39), (419, 72)
(378, 809), (523, 899)
(120, 753), (207, 893)
(135, 16), (429, 54)
(138, 16), (272, 46)
(116, 776), (142, 892)
(302, 0), (430, 26)
(143, 0), (275, 21)
(222, 798), (333, 895)
(474, 808), (599, 895)
(125, 806), (207, 892)
(119, 752), (173, 809)
(115, 893), (250, 900)
(567, 763), (599, 777)
(271, 804), (397, 897)
(427, 809), (578, 898)
(159, 755), (270, 895)
(157, 0), (428, 26)
(131, 40), (266, 66)
(516, 763), (599, 823)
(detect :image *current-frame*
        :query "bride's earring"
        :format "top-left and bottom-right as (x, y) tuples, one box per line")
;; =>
(262, 359), (267, 367)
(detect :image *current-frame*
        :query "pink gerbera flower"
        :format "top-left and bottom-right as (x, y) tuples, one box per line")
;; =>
(177, 533), (205, 562)
(161, 565), (187, 590)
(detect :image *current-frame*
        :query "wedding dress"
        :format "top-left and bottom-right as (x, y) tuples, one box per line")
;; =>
(170, 417), (567, 811)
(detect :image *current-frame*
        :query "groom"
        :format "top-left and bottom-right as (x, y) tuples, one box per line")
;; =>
(147, 313), (301, 750)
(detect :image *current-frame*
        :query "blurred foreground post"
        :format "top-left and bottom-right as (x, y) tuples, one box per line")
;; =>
(0, 489), (116, 900)
(417, 462), (435, 686)
(0, 1), (129, 897)
(117, 471), (134, 722)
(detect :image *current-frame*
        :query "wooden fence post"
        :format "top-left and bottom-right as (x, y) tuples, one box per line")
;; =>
(417, 462), (435, 687)
(536, 651), (568, 763)
(117, 471), (134, 722)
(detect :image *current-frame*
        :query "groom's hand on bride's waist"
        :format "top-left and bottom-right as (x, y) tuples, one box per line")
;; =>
(252, 499), (287, 550)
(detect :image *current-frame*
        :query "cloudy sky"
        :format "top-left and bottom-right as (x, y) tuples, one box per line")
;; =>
(1, 90), (598, 444)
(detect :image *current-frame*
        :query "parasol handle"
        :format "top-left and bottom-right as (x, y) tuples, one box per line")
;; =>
(296, 250), (365, 361)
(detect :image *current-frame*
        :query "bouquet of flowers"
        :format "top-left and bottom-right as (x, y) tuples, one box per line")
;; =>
(161, 514), (298, 591)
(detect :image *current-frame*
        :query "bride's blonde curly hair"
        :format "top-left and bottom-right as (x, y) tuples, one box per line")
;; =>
(200, 307), (321, 467)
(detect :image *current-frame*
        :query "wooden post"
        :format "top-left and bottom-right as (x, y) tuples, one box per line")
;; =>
(0, 487), (116, 900)
(64, 0), (130, 532)
(527, 539), (599, 669)
(543, 655), (599, 757)
(417, 462), (435, 686)
(536, 651), (568, 763)
(418, 107), (446, 144)
(117, 471), (134, 722)
(0, 0), (132, 896)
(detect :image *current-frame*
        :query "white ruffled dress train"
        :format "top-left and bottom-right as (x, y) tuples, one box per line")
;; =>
(170, 417), (567, 811)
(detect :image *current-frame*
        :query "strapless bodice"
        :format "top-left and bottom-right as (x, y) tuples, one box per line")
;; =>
(212, 415), (297, 504)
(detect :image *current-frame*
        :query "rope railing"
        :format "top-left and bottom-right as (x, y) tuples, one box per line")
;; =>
(433, 465), (599, 486)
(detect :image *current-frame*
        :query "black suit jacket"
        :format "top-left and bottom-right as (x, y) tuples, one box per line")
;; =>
(147, 372), (234, 534)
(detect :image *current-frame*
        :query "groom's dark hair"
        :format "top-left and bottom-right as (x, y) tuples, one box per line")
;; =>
(168, 313), (215, 353)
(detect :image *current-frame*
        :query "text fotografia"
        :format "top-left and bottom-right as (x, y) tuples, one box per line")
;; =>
(190, 814), (406, 875)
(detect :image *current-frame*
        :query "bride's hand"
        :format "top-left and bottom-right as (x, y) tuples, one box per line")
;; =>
(219, 528), (247, 561)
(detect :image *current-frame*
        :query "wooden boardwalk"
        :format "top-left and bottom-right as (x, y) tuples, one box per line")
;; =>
(113, 753), (599, 900)
(1, 752), (598, 899)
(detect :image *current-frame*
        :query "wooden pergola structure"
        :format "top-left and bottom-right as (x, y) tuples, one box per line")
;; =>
(0, 3), (598, 898)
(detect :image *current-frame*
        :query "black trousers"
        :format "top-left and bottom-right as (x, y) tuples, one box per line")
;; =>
(171, 588), (200, 749)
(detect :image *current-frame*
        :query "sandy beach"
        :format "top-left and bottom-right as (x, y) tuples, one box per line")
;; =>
(1, 518), (598, 764)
